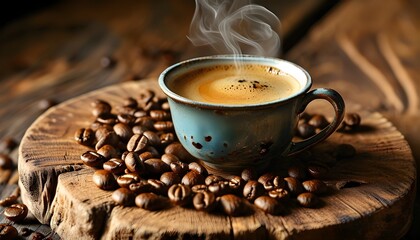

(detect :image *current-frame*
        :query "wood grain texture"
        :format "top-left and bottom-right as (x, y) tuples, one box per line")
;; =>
(18, 79), (416, 239)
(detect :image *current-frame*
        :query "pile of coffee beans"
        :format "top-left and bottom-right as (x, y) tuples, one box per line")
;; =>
(75, 89), (360, 216)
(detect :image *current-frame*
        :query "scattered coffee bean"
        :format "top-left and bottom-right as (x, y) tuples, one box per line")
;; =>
(117, 173), (141, 188)
(0, 195), (18, 206)
(228, 176), (245, 194)
(343, 113), (361, 129)
(219, 194), (245, 216)
(129, 181), (151, 194)
(29, 231), (45, 240)
(189, 162), (208, 176)
(97, 144), (118, 160)
(168, 184), (191, 206)
(143, 131), (161, 146)
(284, 177), (304, 196)
(308, 114), (329, 129)
(95, 132), (120, 150)
(103, 158), (126, 174)
(287, 165), (307, 180)
(208, 181), (230, 196)
(95, 125), (113, 140)
(302, 180), (328, 195)
(160, 172), (181, 186)
(268, 188), (289, 201)
(4, 203), (28, 222)
(125, 152), (145, 174)
(112, 188), (135, 206)
(154, 121), (174, 131)
(193, 191), (216, 212)
(150, 110), (171, 121)
(297, 192), (319, 208)
(91, 99), (112, 117)
(243, 180), (265, 201)
(113, 123), (134, 142)
(241, 168), (257, 181)
(20, 227), (33, 236)
(191, 184), (208, 193)
(139, 151), (155, 162)
(161, 153), (180, 165)
(254, 196), (282, 215)
(165, 142), (195, 162)
(181, 171), (205, 186)
(258, 173), (285, 191)
(297, 123), (316, 138)
(81, 151), (106, 168)
(0, 154), (13, 169)
(135, 192), (168, 211)
(127, 134), (149, 152)
(74, 128), (95, 146)
(144, 158), (170, 175)
(170, 161), (189, 176)
(160, 132), (175, 145)
(0, 224), (18, 240)
(205, 175), (224, 185)
(307, 163), (329, 179)
(92, 170), (118, 190)
(147, 179), (168, 195)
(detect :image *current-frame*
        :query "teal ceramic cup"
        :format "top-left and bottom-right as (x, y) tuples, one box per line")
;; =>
(159, 55), (345, 174)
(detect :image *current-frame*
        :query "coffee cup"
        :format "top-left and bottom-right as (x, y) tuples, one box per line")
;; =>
(159, 55), (345, 173)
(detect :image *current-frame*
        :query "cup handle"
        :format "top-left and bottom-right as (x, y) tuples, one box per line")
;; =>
(287, 88), (345, 156)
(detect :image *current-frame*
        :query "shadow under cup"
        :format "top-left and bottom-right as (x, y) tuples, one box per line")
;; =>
(159, 55), (345, 174)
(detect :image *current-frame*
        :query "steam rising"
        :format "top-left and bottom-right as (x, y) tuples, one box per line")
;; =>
(188, 0), (281, 57)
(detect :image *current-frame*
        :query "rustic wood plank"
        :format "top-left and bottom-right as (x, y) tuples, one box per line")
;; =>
(18, 79), (415, 239)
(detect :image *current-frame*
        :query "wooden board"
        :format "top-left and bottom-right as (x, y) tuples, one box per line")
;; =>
(18, 79), (416, 239)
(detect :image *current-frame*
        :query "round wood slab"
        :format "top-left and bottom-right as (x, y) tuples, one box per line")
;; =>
(18, 79), (416, 240)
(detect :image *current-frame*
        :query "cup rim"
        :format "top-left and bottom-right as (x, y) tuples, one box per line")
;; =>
(158, 55), (312, 109)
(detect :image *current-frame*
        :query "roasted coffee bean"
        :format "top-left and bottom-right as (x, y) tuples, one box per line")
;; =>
(95, 132), (120, 150)
(112, 188), (135, 206)
(189, 162), (208, 176)
(97, 144), (118, 160)
(343, 113), (361, 129)
(208, 181), (230, 196)
(95, 125), (114, 140)
(125, 152), (145, 174)
(113, 123), (134, 142)
(284, 177), (304, 196)
(117, 113), (136, 125)
(193, 191), (216, 212)
(254, 196), (282, 215)
(4, 203), (28, 222)
(144, 158), (170, 175)
(154, 121), (174, 131)
(160, 132), (175, 145)
(308, 114), (329, 129)
(20, 227), (33, 236)
(117, 172), (141, 188)
(132, 125), (149, 135)
(74, 128), (95, 146)
(0, 137), (17, 153)
(334, 144), (356, 159)
(165, 142), (195, 162)
(297, 123), (316, 138)
(268, 188), (289, 201)
(145, 146), (160, 157)
(135, 116), (155, 130)
(181, 171), (205, 186)
(129, 181), (151, 194)
(160, 172), (181, 186)
(93, 170), (118, 190)
(307, 163), (329, 179)
(103, 158), (126, 174)
(302, 180), (328, 195)
(127, 134), (149, 152)
(241, 168), (257, 181)
(139, 151), (155, 162)
(168, 184), (191, 206)
(161, 153), (180, 165)
(150, 110), (171, 121)
(0, 153), (13, 169)
(91, 99), (112, 117)
(170, 161), (189, 175)
(258, 173), (285, 191)
(147, 179), (168, 195)
(219, 194), (245, 216)
(122, 97), (138, 108)
(135, 192), (168, 211)
(0, 224), (18, 239)
(191, 184), (208, 193)
(297, 192), (319, 208)
(205, 175), (225, 185)
(228, 176), (245, 193)
(299, 112), (312, 122)
(143, 131), (161, 146)
(81, 151), (106, 168)
(161, 101), (170, 110)
(243, 180), (265, 201)
(0, 195), (18, 206)
(29, 231), (46, 240)
(287, 165), (307, 180)
(96, 112), (117, 125)
(138, 89), (155, 104)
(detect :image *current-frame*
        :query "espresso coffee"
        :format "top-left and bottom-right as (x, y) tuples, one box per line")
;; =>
(169, 64), (301, 105)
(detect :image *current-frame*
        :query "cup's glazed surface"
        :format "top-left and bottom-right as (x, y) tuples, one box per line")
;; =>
(159, 55), (345, 173)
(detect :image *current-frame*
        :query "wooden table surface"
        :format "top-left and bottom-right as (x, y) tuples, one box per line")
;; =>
(0, 0), (418, 239)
